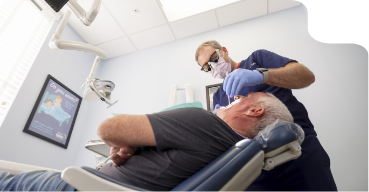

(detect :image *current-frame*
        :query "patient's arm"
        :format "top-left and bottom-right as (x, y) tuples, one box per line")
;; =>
(96, 114), (156, 148)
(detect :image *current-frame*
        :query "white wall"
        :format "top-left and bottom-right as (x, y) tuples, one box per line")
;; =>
(77, 5), (366, 191)
(0, 21), (96, 170)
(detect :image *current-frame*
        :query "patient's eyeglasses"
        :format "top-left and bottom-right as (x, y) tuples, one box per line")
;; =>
(200, 49), (220, 72)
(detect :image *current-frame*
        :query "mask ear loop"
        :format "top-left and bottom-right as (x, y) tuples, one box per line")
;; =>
(222, 49), (232, 66)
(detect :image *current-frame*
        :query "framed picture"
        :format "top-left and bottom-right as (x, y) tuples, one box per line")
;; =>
(23, 75), (82, 149)
(205, 83), (223, 112)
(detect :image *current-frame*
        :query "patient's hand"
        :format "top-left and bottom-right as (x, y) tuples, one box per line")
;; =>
(110, 146), (135, 166)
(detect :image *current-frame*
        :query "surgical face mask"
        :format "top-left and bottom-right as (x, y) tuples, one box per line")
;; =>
(210, 53), (231, 79)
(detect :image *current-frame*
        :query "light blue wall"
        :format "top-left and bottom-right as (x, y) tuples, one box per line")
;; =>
(0, 21), (96, 170)
(76, 6), (367, 191)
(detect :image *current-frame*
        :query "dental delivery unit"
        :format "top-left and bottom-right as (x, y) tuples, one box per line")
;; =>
(47, 0), (117, 108)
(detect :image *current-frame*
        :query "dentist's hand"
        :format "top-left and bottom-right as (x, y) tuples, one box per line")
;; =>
(110, 146), (135, 166)
(223, 69), (263, 97)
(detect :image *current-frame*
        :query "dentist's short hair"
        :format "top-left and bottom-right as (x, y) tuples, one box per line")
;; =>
(251, 93), (294, 138)
(195, 40), (223, 65)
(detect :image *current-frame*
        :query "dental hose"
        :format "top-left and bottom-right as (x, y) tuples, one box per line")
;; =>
(95, 155), (111, 170)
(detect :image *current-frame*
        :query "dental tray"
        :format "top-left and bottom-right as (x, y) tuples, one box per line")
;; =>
(85, 140), (110, 157)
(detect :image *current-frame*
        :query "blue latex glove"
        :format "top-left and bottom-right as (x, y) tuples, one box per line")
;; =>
(213, 104), (222, 114)
(223, 69), (263, 98)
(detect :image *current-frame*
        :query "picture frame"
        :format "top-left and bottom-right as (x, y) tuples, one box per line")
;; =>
(205, 83), (223, 112)
(23, 75), (82, 149)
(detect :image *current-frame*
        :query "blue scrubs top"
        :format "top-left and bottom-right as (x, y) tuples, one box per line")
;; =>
(213, 49), (316, 135)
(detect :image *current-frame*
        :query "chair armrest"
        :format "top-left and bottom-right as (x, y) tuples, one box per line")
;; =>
(263, 140), (302, 171)
(61, 166), (148, 191)
(0, 160), (61, 175)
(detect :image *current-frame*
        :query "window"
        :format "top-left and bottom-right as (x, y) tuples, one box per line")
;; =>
(0, 0), (54, 126)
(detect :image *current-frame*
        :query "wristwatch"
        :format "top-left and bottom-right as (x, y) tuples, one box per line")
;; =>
(256, 68), (269, 84)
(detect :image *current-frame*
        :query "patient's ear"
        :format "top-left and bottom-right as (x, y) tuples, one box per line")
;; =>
(245, 107), (265, 117)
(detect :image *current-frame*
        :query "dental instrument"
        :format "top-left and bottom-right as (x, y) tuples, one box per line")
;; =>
(95, 155), (111, 170)
(46, 0), (117, 108)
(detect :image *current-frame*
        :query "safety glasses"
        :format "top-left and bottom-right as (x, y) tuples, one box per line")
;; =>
(200, 49), (220, 72)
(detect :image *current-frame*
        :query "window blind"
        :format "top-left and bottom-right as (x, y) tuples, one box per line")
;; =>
(0, 0), (54, 126)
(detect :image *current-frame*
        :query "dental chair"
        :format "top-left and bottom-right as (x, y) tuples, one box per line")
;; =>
(0, 120), (304, 191)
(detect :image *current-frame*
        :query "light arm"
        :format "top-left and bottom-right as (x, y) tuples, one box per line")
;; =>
(49, 10), (107, 58)
(88, 56), (100, 80)
(66, 0), (101, 26)
(46, 0), (117, 108)
(265, 62), (315, 89)
(96, 115), (157, 148)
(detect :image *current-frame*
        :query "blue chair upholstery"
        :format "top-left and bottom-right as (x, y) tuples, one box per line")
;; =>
(172, 139), (262, 191)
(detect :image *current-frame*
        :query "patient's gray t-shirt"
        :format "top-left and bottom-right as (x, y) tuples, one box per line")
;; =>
(99, 108), (242, 191)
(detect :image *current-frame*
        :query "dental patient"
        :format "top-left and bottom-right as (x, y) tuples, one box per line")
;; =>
(0, 92), (293, 191)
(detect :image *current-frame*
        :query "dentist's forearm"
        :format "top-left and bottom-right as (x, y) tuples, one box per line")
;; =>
(265, 62), (315, 89)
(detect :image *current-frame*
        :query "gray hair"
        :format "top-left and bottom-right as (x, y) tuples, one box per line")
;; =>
(251, 93), (294, 138)
(195, 40), (223, 65)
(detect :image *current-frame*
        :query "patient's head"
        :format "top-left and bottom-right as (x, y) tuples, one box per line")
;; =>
(44, 99), (53, 107)
(216, 92), (293, 138)
(250, 93), (293, 137)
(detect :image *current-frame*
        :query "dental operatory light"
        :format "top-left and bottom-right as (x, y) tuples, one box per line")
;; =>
(81, 57), (117, 107)
(46, 0), (117, 108)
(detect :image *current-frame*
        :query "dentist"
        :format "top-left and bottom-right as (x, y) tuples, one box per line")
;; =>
(195, 40), (337, 191)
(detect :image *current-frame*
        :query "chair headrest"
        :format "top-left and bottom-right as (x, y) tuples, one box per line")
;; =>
(253, 119), (305, 151)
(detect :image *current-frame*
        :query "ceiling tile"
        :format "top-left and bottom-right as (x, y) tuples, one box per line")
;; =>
(129, 25), (175, 50)
(95, 37), (136, 59)
(67, 0), (125, 45)
(170, 11), (218, 39)
(161, 0), (240, 22)
(268, 0), (301, 14)
(102, 0), (167, 35)
(216, 0), (267, 27)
